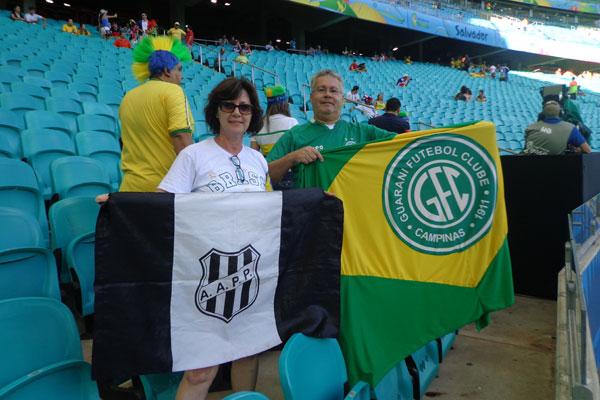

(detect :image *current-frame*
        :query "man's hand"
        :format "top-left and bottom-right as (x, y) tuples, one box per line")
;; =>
(96, 194), (109, 204)
(289, 146), (324, 165)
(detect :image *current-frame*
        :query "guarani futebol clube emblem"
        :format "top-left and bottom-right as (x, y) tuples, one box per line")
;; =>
(195, 245), (260, 323)
(383, 134), (498, 255)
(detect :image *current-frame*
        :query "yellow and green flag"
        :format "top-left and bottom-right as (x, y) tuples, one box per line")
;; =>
(297, 121), (514, 386)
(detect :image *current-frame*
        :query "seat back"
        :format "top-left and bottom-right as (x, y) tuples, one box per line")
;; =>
(0, 92), (44, 116)
(46, 97), (83, 133)
(0, 297), (82, 387)
(11, 82), (48, 101)
(0, 109), (25, 159)
(50, 156), (111, 200)
(0, 159), (49, 246)
(407, 341), (439, 399)
(24, 110), (72, 138)
(222, 392), (270, 400)
(0, 207), (44, 250)
(279, 333), (347, 400)
(0, 248), (60, 301)
(373, 360), (413, 400)
(77, 114), (118, 138)
(67, 233), (95, 315)
(75, 131), (121, 190)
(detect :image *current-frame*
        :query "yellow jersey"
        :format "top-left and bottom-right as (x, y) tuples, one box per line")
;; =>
(167, 27), (186, 41)
(62, 24), (77, 33)
(119, 80), (194, 192)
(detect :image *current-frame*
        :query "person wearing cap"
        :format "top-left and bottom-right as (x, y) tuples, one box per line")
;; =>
(368, 97), (410, 134)
(523, 100), (591, 155)
(98, 9), (117, 38)
(168, 22), (186, 41)
(267, 69), (396, 185)
(118, 36), (194, 192)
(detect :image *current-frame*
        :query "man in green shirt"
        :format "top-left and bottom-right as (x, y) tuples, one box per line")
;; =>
(267, 69), (396, 184)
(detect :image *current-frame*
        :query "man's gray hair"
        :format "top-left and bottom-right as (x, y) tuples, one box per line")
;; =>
(310, 69), (344, 92)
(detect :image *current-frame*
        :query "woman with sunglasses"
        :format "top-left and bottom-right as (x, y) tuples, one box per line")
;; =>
(158, 77), (265, 400)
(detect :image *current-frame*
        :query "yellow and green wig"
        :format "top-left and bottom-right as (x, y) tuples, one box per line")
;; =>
(131, 36), (192, 83)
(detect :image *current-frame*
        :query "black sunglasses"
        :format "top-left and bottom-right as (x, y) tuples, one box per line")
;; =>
(220, 101), (253, 115)
(230, 155), (246, 183)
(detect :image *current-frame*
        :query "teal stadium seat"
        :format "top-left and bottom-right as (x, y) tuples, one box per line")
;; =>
(0, 93), (45, 114)
(0, 71), (21, 92)
(75, 131), (121, 191)
(437, 332), (457, 362)
(0, 109), (25, 158)
(97, 92), (122, 116)
(25, 110), (73, 139)
(0, 297), (99, 399)
(72, 75), (99, 89)
(49, 156), (112, 200)
(279, 333), (370, 400)
(45, 97), (83, 133)
(0, 66), (25, 82)
(138, 373), (183, 400)
(407, 341), (440, 399)
(373, 360), (413, 400)
(21, 129), (76, 200)
(24, 76), (52, 95)
(51, 87), (82, 104)
(0, 207), (45, 251)
(49, 197), (99, 310)
(77, 114), (118, 138)
(45, 71), (72, 88)
(0, 159), (49, 246)
(11, 82), (48, 103)
(68, 82), (97, 102)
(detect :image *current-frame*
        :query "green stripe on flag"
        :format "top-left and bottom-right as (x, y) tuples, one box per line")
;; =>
(340, 239), (514, 386)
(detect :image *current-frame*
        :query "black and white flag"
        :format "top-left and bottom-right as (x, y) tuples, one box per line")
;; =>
(92, 189), (342, 380)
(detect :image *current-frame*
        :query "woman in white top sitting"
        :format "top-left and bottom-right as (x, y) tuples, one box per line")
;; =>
(158, 77), (266, 400)
(250, 85), (298, 189)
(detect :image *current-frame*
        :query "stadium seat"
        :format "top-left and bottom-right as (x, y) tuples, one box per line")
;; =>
(24, 110), (73, 139)
(50, 156), (112, 200)
(0, 71), (21, 92)
(406, 341), (440, 399)
(11, 82), (48, 103)
(0, 297), (99, 399)
(72, 75), (98, 89)
(50, 87), (82, 104)
(0, 207), (45, 251)
(46, 97), (84, 133)
(373, 360), (413, 400)
(21, 129), (76, 200)
(222, 392), (270, 400)
(0, 92), (45, 115)
(279, 333), (370, 400)
(45, 71), (72, 88)
(0, 159), (49, 246)
(21, 60), (50, 77)
(49, 197), (99, 309)
(68, 83), (97, 102)
(24, 76), (52, 95)
(97, 92), (122, 116)
(0, 66), (25, 82)
(77, 114), (118, 138)
(75, 131), (121, 191)
(138, 373), (183, 400)
(437, 331), (457, 363)
(0, 109), (25, 159)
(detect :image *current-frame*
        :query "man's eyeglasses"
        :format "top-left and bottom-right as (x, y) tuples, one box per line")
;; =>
(219, 102), (253, 115)
(314, 86), (341, 95)
(230, 155), (246, 183)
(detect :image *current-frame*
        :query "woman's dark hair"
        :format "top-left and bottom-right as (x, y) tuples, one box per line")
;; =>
(264, 101), (291, 133)
(205, 77), (264, 134)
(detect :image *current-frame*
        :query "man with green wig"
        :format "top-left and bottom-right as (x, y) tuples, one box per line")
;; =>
(119, 36), (195, 192)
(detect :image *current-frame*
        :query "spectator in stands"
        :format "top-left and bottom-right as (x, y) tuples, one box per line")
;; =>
(233, 40), (242, 53)
(349, 60), (359, 72)
(114, 33), (131, 48)
(357, 63), (367, 73)
(404, 55), (412, 64)
(128, 20), (139, 42)
(160, 78), (265, 400)
(267, 69), (396, 185)
(138, 12), (149, 35)
(368, 97), (410, 134)
(24, 7), (45, 26)
(454, 85), (472, 101)
(110, 22), (120, 37)
(375, 93), (385, 110)
(77, 23), (90, 36)
(243, 42), (252, 55)
(477, 90), (487, 102)
(342, 47), (349, 56)
(251, 85), (298, 189)
(10, 5), (25, 22)
(524, 100), (591, 155)
(98, 9), (117, 39)
(265, 41), (274, 51)
(489, 64), (497, 79)
(61, 18), (77, 34)
(119, 36), (194, 192)
(185, 25), (194, 50)
(568, 77), (578, 100)
(289, 38), (296, 50)
(168, 22), (186, 41)
(396, 74), (411, 87)
(499, 65), (510, 81)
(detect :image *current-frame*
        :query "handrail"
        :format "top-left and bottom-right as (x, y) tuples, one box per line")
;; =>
(231, 60), (279, 85)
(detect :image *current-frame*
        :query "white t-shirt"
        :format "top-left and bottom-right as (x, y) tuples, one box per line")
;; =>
(251, 114), (299, 157)
(158, 137), (267, 193)
(346, 91), (360, 102)
(25, 13), (43, 22)
(489, 65), (497, 73)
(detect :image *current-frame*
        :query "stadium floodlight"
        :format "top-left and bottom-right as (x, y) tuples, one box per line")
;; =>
(64, 2), (71, 6)
(276, 39), (281, 42)
(45, 0), (54, 3)
(225, 2), (231, 5)
(392, 47), (399, 51)
(211, 0), (217, 3)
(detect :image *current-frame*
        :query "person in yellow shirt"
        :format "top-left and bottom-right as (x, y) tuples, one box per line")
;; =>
(61, 18), (77, 34)
(77, 23), (91, 36)
(119, 36), (194, 192)
(167, 21), (186, 41)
